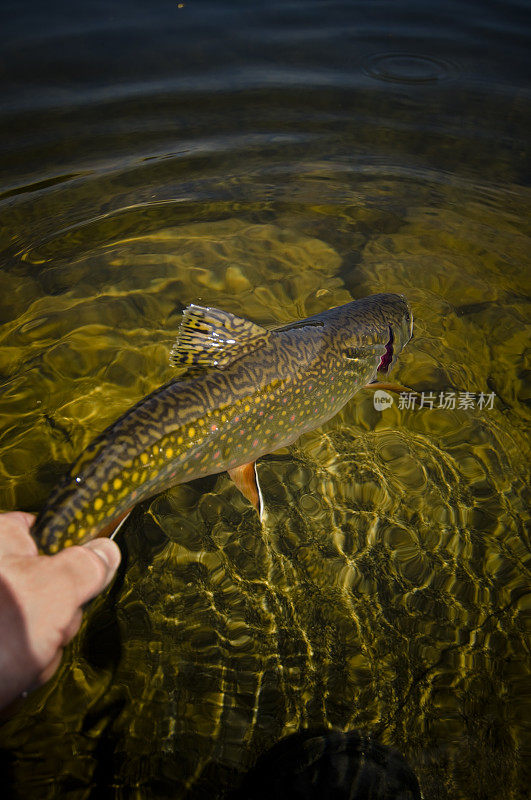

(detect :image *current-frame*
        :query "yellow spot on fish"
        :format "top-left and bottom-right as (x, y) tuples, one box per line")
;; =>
(140, 453), (149, 465)
(131, 472), (139, 483)
(177, 435), (183, 445)
(86, 514), (94, 526)
(188, 427), (195, 438)
(94, 498), (103, 511)
(78, 527), (86, 538)
(64, 538), (73, 547)
(49, 542), (59, 553)
(244, 404), (250, 412)
(75, 509), (83, 521)
(113, 478), (123, 491)
(165, 448), (174, 459)
(67, 523), (75, 534)
(198, 419), (205, 426)
(102, 482), (109, 493)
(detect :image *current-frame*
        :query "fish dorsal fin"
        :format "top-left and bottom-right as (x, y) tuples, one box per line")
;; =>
(170, 304), (271, 369)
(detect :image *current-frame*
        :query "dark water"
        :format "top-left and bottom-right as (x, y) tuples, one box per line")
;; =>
(0, 1), (530, 798)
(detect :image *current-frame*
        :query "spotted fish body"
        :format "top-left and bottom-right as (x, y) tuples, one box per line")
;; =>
(32, 293), (412, 553)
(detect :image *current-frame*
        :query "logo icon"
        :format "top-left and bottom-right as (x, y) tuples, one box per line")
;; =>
(373, 390), (394, 411)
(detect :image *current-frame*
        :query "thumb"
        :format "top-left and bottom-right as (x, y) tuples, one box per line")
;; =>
(51, 539), (122, 607)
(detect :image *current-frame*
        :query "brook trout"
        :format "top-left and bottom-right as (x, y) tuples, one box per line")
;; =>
(32, 293), (413, 553)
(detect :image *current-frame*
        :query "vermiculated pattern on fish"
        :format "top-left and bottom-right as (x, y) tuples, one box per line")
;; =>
(32, 293), (413, 553)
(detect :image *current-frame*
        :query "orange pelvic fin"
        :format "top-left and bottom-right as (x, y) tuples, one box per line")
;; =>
(228, 461), (263, 517)
(97, 509), (132, 541)
(364, 381), (418, 395)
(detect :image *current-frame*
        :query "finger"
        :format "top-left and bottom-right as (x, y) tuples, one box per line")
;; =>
(35, 650), (64, 687)
(0, 512), (38, 557)
(23, 609), (84, 696)
(83, 539), (122, 590)
(5, 511), (35, 527)
(50, 539), (121, 607)
(61, 608), (83, 645)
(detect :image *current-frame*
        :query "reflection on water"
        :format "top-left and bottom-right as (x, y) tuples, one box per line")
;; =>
(0, 1), (529, 798)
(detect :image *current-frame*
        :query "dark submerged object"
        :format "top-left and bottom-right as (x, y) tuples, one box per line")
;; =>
(228, 728), (422, 800)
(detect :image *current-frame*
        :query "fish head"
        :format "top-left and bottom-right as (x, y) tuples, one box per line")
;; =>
(375, 293), (413, 375)
(323, 293), (413, 379)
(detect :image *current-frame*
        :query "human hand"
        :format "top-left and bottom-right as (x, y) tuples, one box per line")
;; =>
(0, 511), (121, 710)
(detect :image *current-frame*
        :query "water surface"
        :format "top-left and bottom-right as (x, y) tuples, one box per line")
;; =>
(0, 1), (529, 798)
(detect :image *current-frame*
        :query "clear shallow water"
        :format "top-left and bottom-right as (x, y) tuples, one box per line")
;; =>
(0, 1), (529, 798)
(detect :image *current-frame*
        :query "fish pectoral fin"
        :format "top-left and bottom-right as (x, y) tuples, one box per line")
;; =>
(364, 381), (418, 395)
(170, 305), (271, 369)
(228, 462), (263, 517)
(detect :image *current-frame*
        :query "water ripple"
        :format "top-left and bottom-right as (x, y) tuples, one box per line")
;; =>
(362, 52), (457, 84)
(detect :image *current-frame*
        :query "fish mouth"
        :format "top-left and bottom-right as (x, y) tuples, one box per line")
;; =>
(378, 326), (394, 372)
